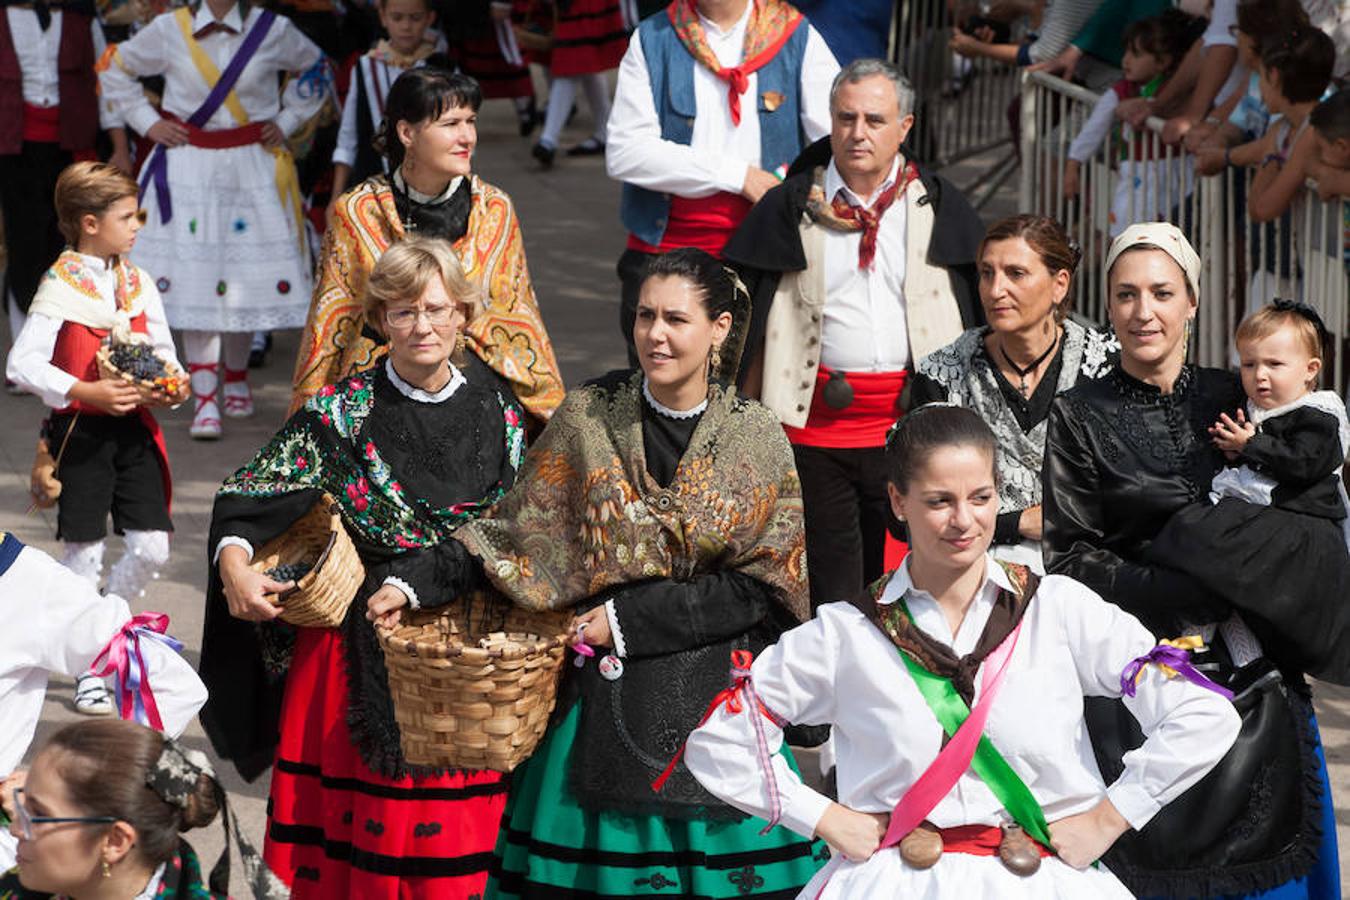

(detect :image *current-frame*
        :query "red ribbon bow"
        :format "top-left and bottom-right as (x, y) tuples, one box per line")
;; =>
(89, 611), (183, 731)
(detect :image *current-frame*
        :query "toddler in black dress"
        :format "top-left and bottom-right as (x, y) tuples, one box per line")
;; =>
(1147, 301), (1350, 682)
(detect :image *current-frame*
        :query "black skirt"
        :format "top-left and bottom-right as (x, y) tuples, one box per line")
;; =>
(1147, 497), (1350, 683)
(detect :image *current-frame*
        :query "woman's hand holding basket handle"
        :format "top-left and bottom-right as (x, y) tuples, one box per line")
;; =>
(367, 584), (411, 629)
(219, 545), (291, 622)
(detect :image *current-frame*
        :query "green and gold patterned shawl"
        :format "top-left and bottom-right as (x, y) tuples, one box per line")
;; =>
(456, 370), (810, 622)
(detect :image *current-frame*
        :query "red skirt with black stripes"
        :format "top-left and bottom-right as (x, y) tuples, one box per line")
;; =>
(263, 627), (508, 899)
(550, 0), (629, 77)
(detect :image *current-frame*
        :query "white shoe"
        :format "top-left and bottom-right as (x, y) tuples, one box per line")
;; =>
(191, 397), (223, 439)
(74, 675), (113, 716)
(223, 382), (255, 418)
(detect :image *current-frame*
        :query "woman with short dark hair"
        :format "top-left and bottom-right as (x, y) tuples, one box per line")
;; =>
(908, 214), (1116, 572)
(291, 68), (564, 429)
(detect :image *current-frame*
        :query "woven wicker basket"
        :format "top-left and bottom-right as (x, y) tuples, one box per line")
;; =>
(95, 342), (188, 406)
(249, 493), (364, 628)
(379, 599), (571, 772)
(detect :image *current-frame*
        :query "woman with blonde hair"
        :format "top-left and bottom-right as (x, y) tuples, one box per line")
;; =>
(198, 236), (528, 896)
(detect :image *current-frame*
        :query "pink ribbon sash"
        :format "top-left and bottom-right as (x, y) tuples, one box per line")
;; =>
(880, 616), (1025, 849)
(89, 611), (183, 731)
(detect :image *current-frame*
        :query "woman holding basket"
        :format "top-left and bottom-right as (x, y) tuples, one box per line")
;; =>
(197, 237), (526, 897)
(370, 248), (828, 897)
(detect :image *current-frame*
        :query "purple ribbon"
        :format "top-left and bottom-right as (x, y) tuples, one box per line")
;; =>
(90, 612), (185, 730)
(1120, 644), (1234, 701)
(138, 10), (278, 224)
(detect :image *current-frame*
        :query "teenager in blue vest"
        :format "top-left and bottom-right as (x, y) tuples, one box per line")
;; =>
(605, 0), (837, 363)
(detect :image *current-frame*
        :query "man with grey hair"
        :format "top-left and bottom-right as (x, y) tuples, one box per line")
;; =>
(725, 56), (984, 609)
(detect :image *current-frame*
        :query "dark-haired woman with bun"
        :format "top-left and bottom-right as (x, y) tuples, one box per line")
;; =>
(290, 68), (564, 427)
(1, 719), (285, 899)
(683, 403), (1239, 897)
(376, 247), (825, 896)
(907, 215), (1116, 573)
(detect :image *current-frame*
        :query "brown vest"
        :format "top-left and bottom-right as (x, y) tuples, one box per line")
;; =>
(0, 8), (99, 154)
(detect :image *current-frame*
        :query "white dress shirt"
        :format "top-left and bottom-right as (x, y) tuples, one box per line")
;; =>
(6, 254), (179, 409)
(100, 4), (326, 138)
(685, 555), (1240, 896)
(820, 156), (910, 372)
(605, 4), (837, 198)
(6, 7), (119, 130)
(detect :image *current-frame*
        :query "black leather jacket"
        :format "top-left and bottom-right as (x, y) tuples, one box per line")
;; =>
(1041, 364), (1245, 636)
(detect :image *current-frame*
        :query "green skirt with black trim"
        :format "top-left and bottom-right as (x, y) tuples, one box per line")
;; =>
(487, 703), (829, 898)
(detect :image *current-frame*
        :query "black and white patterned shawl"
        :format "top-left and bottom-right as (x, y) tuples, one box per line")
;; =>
(915, 319), (1117, 511)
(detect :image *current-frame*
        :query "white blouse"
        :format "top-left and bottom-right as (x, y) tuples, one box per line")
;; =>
(99, 4), (327, 138)
(684, 556), (1240, 894)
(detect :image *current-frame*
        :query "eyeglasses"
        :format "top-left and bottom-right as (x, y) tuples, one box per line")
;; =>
(11, 788), (116, 841)
(384, 305), (460, 330)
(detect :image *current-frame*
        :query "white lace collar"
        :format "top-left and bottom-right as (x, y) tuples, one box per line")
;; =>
(386, 358), (465, 403)
(393, 168), (465, 205)
(1249, 389), (1350, 455)
(642, 377), (707, 419)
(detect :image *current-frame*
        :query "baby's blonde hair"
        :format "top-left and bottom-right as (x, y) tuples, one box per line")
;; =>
(1235, 304), (1324, 363)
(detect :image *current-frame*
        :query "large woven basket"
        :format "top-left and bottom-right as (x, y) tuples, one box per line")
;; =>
(249, 493), (364, 628)
(95, 342), (188, 406)
(378, 598), (570, 773)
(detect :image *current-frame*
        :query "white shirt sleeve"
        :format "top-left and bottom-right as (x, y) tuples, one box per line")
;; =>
(332, 63), (361, 168)
(271, 19), (328, 137)
(212, 536), (255, 564)
(1203, 0), (1239, 47)
(605, 31), (749, 197)
(1068, 89), (1120, 162)
(6, 312), (77, 409)
(684, 612), (842, 839)
(91, 18), (123, 130)
(798, 25), (838, 143)
(1050, 575), (1241, 830)
(139, 277), (181, 369)
(99, 15), (169, 136)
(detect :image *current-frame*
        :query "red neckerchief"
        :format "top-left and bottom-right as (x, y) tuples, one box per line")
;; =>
(667, 0), (803, 126)
(829, 159), (919, 271)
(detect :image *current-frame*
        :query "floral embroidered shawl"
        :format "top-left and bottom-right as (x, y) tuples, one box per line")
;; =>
(289, 174), (564, 428)
(456, 370), (811, 622)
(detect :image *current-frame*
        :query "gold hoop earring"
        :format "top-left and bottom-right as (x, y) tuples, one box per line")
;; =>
(102, 859), (112, 879)
(454, 332), (466, 357)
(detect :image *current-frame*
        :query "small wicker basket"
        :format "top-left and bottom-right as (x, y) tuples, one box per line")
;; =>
(249, 493), (364, 629)
(379, 598), (571, 773)
(95, 342), (188, 406)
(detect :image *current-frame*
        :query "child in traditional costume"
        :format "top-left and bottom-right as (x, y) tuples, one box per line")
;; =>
(529, 0), (634, 166)
(291, 68), (564, 427)
(376, 249), (825, 897)
(1147, 301), (1350, 683)
(201, 238), (527, 897)
(448, 0), (539, 137)
(5, 161), (184, 717)
(328, 0), (444, 213)
(683, 404), (1240, 898)
(97, 0), (329, 439)
(0, 532), (206, 873)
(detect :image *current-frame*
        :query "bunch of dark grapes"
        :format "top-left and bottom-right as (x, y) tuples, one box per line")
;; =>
(266, 561), (314, 583)
(108, 343), (169, 381)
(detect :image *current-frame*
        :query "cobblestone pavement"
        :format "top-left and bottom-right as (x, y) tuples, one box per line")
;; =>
(2, 96), (1346, 894)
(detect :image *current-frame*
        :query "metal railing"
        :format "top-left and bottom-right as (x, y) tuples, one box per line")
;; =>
(891, 0), (1022, 206)
(1019, 70), (1349, 394)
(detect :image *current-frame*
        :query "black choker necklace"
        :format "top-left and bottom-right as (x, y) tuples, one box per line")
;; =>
(998, 332), (1059, 398)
